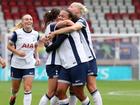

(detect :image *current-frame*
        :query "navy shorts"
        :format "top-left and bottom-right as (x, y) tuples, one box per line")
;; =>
(46, 65), (61, 78)
(87, 59), (98, 76)
(11, 67), (35, 80)
(58, 62), (88, 86)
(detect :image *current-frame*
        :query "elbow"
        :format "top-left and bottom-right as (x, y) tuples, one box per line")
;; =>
(7, 45), (10, 50)
(69, 27), (77, 31)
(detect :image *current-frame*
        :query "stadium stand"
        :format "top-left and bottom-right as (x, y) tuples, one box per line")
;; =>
(0, 0), (85, 32)
(0, 0), (140, 33)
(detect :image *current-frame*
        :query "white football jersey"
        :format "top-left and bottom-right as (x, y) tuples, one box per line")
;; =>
(45, 23), (61, 65)
(57, 31), (88, 69)
(76, 17), (96, 61)
(10, 28), (39, 69)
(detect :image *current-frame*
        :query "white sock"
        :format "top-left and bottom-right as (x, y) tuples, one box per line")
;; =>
(59, 98), (69, 105)
(82, 97), (90, 105)
(24, 91), (32, 105)
(69, 95), (77, 105)
(91, 90), (103, 105)
(50, 95), (59, 105)
(39, 94), (49, 105)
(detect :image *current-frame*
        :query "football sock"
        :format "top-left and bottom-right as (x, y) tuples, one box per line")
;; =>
(69, 94), (77, 105)
(91, 89), (103, 105)
(59, 98), (69, 105)
(82, 97), (91, 105)
(39, 94), (51, 105)
(50, 95), (59, 105)
(24, 91), (32, 105)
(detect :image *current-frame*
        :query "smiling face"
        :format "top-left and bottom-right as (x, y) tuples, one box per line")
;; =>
(58, 10), (70, 21)
(22, 14), (33, 30)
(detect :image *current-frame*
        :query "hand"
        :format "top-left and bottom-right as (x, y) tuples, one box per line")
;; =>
(65, 20), (74, 26)
(35, 58), (41, 66)
(47, 32), (55, 41)
(39, 36), (50, 45)
(0, 58), (6, 68)
(17, 50), (26, 57)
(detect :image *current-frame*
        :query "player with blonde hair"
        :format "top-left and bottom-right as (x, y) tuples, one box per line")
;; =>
(7, 14), (41, 105)
(46, 2), (103, 105)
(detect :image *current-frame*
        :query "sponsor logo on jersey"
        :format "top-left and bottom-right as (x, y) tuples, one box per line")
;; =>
(21, 43), (34, 48)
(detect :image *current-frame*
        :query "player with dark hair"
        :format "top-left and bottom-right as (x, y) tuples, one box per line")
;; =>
(39, 8), (61, 105)
(44, 9), (91, 105)
(46, 2), (103, 105)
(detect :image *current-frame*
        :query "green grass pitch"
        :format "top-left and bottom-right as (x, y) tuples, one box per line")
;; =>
(0, 80), (140, 105)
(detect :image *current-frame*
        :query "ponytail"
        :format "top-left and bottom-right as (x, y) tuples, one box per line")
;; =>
(11, 21), (23, 32)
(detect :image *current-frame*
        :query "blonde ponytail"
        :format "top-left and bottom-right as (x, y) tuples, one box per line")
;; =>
(71, 2), (88, 15)
(11, 21), (23, 32)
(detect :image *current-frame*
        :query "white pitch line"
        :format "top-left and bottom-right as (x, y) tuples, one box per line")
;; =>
(107, 90), (140, 96)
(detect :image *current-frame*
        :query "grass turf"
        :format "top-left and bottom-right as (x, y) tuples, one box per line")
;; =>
(0, 80), (140, 105)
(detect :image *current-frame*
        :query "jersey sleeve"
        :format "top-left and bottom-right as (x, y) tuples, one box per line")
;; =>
(45, 25), (51, 36)
(45, 34), (68, 52)
(76, 18), (87, 28)
(9, 31), (17, 44)
(37, 34), (40, 41)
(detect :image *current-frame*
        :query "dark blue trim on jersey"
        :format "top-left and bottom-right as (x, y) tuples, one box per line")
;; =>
(10, 32), (17, 64)
(10, 31), (17, 44)
(50, 23), (56, 32)
(79, 18), (95, 58)
(45, 34), (68, 52)
(51, 50), (56, 64)
(23, 28), (32, 33)
(78, 17), (87, 27)
(50, 23), (57, 64)
(37, 35), (40, 41)
(68, 34), (81, 64)
(81, 28), (94, 57)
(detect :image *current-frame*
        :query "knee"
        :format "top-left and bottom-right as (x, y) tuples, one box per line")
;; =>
(24, 85), (32, 92)
(47, 90), (55, 98)
(12, 89), (19, 94)
(56, 88), (66, 99)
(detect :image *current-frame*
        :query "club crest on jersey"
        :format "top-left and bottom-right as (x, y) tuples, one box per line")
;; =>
(21, 43), (34, 48)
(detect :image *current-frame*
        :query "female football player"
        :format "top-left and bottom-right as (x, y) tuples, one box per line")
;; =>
(7, 14), (41, 105)
(46, 2), (103, 105)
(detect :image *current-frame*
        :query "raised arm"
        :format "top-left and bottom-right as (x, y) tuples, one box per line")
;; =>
(45, 34), (68, 52)
(56, 20), (75, 28)
(47, 23), (82, 40)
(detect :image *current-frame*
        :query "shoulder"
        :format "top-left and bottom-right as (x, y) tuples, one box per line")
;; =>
(14, 28), (23, 34)
(32, 29), (39, 39)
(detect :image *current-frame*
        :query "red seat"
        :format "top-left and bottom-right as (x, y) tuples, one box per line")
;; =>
(4, 12), (12, 20)
(113, 13), (122, 20)
(50, 0), (58, 6)
(33, 20), (40, 31)
(135, 4), (140, 14)
(12, 13), (20, 19)
(42, 1), (49, 6)
(121, 13), (129, 19)
(132, 0), (140, 6)
(105, 13), (114, 20)
(25, 0), (33, 5)
(137, 13), (140, 19)
(9, 1), (17, 7)
(129, 13), (138, 20)
(59, 0), (67, 6)
(34, 0), (42, 7)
